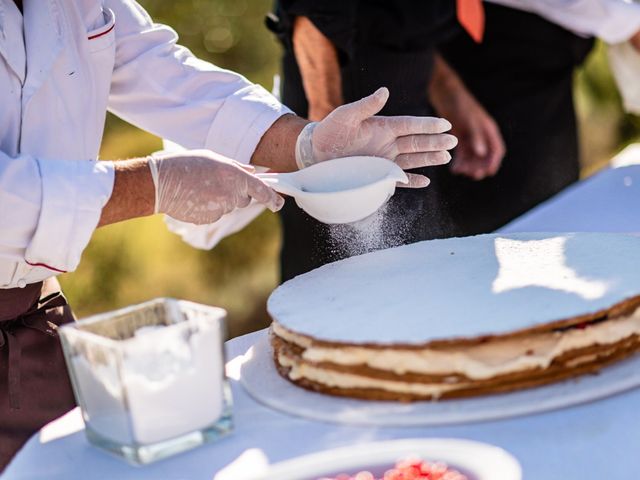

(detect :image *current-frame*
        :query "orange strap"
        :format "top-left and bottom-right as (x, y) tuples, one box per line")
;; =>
(456, 0), (485, 43)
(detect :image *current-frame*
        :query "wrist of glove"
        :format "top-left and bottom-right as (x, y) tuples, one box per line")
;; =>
(294, 122), (318, 170)
(148, 150), (283, 225)
(294, 87), (458, 188)
(147, 154), (162, 215)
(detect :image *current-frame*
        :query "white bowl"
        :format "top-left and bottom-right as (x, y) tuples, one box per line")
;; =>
(243, 438), (521, 480)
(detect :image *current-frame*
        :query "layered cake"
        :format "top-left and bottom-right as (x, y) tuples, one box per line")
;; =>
(268, 233), (640, 401)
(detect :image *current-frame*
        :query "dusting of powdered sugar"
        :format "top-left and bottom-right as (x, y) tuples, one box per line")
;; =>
(327, 200), (418, 258)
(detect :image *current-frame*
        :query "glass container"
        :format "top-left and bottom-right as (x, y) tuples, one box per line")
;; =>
(59, 298), (232, 464)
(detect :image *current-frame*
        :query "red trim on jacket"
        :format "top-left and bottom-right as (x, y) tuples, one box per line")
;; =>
(88, 23), (115, 40)
(25, 261), (67, 274)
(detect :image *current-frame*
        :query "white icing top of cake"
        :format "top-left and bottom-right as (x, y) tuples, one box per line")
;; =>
(267, 233), (640, 344)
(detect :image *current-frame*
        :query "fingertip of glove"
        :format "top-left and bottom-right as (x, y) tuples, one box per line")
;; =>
(269, 195), (285, 212)
(374, 87), (390, 102)
(416, 176), (431, 188)
(403, 174), (430, 189)
(439, 118), (453, 131)
(445, 133), (459, 149)
(375, 86), (389, 96)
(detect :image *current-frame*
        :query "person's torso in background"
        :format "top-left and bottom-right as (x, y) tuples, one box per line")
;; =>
(438, 3), (595, 235)
(275, 0), (459, 116)
(272, 0), (461, 281)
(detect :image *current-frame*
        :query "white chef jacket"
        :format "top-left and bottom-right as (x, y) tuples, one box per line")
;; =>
(0, 0), (290, 289)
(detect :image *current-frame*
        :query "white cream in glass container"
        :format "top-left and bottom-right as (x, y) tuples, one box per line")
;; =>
(59, 298), (232, 464)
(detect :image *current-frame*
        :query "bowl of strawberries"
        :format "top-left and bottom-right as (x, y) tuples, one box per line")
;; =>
(319, 457), (468, 480)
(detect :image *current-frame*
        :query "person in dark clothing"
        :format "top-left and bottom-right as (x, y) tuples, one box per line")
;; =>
(435, 3), (594, 235)
(272, 1), (457, 280)
(269, 0), (506, 281)
(269, 1), (599, 282)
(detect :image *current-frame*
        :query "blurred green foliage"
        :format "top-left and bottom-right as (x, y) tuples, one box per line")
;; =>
(59, 1), (640, 339)
(145, 0), (280, 87)
(575, 41), (640, 175)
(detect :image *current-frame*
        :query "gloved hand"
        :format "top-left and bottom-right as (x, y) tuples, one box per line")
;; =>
(295, 87), (458, 187)
(148, 149), (284, 225)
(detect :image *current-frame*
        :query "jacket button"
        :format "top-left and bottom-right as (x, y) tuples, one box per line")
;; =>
(17, 279), (27, 289)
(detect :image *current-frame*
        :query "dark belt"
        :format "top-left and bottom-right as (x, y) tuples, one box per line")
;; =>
(0, 290), (67, 410)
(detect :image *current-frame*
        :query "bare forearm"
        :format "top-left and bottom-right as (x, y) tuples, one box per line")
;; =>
(428, 54), (466, 115)
(293, 16), (343, 120)
(98, 158), (155, 227)
(100, 118), (307, 226)
(428, 53), (505, 180)
(250, 114), (307, 172)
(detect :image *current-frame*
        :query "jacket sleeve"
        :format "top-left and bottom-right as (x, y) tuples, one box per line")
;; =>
(486, 0), (640, 44)
(0, 152), (114, 285)
(106, 0), (292, 161)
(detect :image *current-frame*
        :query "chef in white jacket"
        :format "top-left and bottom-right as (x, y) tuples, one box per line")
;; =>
(0, 0), (457, 468)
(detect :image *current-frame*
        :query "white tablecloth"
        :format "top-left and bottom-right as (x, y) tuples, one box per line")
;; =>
(501, 163), (640, 233)
(5, 161), (640, 480)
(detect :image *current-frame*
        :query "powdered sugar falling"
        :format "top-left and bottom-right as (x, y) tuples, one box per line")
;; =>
(327, 201), (417, 258)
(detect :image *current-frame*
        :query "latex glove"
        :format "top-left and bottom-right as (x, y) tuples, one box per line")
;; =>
(148, 149), (284, 225)
(295, 87), (458, 188)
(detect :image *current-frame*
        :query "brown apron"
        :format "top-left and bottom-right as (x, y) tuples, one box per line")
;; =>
(0, 278), (76, 471)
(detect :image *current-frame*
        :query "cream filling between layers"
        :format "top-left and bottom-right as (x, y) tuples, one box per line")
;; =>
(272, 305), (640, 381)
(278, 348), (602, 397)
(277, 353), (464, 397)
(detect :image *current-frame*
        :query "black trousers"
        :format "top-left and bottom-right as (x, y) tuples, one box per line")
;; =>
(279, 5), (594, 281)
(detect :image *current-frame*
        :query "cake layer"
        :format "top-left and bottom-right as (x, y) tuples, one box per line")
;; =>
(268, 233), (640, 345)
(268, 233), (640, 401)
(272, 299), (640, 381)
(272, 332), (640, 401)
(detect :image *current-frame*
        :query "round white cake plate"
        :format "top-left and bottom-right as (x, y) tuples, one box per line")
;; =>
(243, 438), (522, 480)
(240, 335), (640, 427)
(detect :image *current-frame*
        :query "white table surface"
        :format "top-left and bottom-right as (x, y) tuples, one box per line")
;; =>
(501, 163), (640, 233)
(5, 159), (640, 480)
